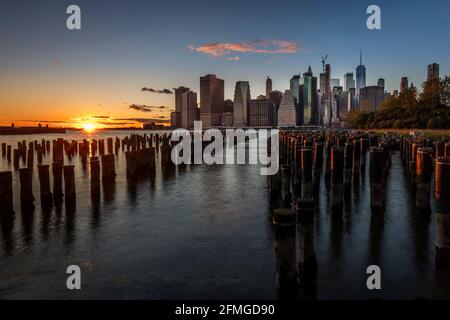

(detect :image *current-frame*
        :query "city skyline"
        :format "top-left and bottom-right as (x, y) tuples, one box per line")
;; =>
(1, 0), (449, 128)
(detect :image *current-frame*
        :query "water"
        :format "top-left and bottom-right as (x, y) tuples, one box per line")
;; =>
(0, 130), (449, 299)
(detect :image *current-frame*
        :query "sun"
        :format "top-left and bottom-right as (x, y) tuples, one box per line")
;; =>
(83, 123), (96, 133)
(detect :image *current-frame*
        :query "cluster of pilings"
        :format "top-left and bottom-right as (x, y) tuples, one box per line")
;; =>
(272, 130), (375, 211)
(0, 132), (178, 222)
(271, 129), (382, 299)
(400, 136), (450, 265)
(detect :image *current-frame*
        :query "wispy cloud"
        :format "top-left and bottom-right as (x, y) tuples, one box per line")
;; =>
(116, 117), (170, 124)
(129, 104), (170, 112)
(188, 39), (299, 59)
(227, 56), (240, 61)
(141, 87), (173, 94)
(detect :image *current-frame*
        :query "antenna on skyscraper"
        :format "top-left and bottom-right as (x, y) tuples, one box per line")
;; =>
(321, 55), (328, 72)
(360, 49), (363, 65)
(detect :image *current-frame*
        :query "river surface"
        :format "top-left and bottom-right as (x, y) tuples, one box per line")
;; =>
(0, 130), (449, 299)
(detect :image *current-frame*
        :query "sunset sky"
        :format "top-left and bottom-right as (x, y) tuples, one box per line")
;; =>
(1, 0), (449, 128)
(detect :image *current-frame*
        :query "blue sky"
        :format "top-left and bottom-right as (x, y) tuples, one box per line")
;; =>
(0, 0), (449, 125)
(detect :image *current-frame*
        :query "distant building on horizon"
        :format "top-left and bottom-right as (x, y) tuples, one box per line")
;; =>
(359, 86), (385, 111)
(224, 99), (234, 113)
(181, 90), (198, 129)
(400, 77), (409, 93)
(277, 90), (297, 127)
(320, 63), (331, 125)
(248, 98), (276, 127)
(344, 73), (355, 92)
(170, 111), (177, 129)
(233, 81), (251, 127)
(302, 66), (318, 125)
(221, 112), (233, 127)
(290, 74), (304, 125)
(356, 50), (366, 98)
(377, 78), (385, 89)
(200, 74), (224, 128)
(269, 90), (283, 109)
(266, 76), (272, 98)
(428, 63), (440, 81)
(173, 86), (190, 128)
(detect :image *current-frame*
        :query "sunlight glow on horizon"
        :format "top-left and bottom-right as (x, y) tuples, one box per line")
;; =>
(82, 123), (97, 133)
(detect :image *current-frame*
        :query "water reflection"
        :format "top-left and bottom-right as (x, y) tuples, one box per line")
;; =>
(0, 133), (450, 299)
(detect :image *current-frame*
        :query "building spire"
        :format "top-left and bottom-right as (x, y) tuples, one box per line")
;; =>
(360, 49), (363, 65)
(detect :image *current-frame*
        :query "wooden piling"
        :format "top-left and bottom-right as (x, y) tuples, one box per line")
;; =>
(369, 147), (386, 210)
(19, 168), (34, 210)
(331, 146), (344, 209)
(435, 157), (450, 265)
(416, 149), (432, 209)
(63, 165), (76, 206)
(273, 208), (296, 299)
(52, 162), (64, 200)
(37, 164), (52, 205)
(0, 171), (14, 219)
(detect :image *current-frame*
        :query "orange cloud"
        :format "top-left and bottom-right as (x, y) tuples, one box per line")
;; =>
(188, 39), (299, 58)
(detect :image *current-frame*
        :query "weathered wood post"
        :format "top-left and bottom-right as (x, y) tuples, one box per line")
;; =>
(313, 142), (323, 186)
(37, 164), (52, 206)
(416, 148), (433, 209)
(360, 138), (368, 173)
(331, 146), (344, 209)
(27, 148), (34, 168)
(295, 199), (317, 291)
(13, 149), (20, 169)
(7, 145), (11, 162)
(90, 156), (101, 197)
(107, 137), (113, 154)
(301, 148), (313, 203)
(19, 168), (35, 210)
(369, 147), (385, 210)
(1, 143), (6, 157)
(161, 145), (173, 169)
(273, 208), (297, 299)
(37, 145), (43, 164)
(63, 165), (76, 206)
(0, 171), (14, 219)
(101, 154), (116, 183)
(99, 139), (105, 156)
(344, 142), (353, 186)
(52, 162), (64, 202)
(281, 164), (292, 208)
(435, 157), (450, 265)
(352, 139), (361, 178)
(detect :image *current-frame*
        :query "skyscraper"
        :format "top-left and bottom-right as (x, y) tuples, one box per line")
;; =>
(181, 90), (198, 129)
(428, 63), (440, 81)
(248, 98), (276, 127)
(277, 90), (297, 127)
(356, 50), (366, 97)
(359, 86), (385, 111)
(302, 66), (318, 125)
(344, 73), (355, 92)
(173, 86), (190, 128)
(200, 74), (225, 128)
(320, 64), (331, 125)
(377, 78), (385, 89)
(290, 74), (301, 103)
(233, 81), (251, 127)
(290, 74), (303, 125)
(400, 77), (409, 93)
(266, 76), (272, 98)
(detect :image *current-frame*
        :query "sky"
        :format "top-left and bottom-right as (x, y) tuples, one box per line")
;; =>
(0, 0), (449, 128)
